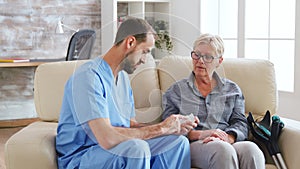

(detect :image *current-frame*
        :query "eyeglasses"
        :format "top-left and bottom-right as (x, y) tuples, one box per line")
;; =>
(191, 51), (219, 63)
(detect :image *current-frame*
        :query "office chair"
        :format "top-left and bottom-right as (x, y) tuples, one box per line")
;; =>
(66, 29), (96, 61)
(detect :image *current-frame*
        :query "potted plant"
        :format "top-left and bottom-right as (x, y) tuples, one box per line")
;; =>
(153, 20), (173, 54)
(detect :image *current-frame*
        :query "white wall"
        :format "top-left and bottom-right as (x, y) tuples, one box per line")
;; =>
(101, 0), (117, 54)
(170, 0), (300, 121)
(169, 0), (201, 56)
(277, 0), (300, 121)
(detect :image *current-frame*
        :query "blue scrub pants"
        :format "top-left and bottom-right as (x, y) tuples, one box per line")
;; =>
(77, 135), (190, 169)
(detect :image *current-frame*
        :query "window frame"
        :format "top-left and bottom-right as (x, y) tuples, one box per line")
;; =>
(199, 0), (298, 93)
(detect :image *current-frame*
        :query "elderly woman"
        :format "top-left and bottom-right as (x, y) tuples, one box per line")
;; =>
(162, 33), (265, 169)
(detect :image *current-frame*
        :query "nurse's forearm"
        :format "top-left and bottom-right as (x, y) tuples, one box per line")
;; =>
(114, 123), (165, 140)
(88, 118), (132, 150)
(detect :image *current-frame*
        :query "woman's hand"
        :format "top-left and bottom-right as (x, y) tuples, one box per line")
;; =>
(187, 129), (235, 144)
(208, 129), (228, 141)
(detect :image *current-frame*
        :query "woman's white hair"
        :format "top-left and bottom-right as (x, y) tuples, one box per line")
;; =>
(193, 33), (224, 57)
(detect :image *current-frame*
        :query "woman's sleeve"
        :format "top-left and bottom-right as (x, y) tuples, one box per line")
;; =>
(162, 84), (181, 120)
(225, 92), (249, 141)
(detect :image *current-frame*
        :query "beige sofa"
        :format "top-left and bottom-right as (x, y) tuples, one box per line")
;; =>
(5, 55), (300, 169)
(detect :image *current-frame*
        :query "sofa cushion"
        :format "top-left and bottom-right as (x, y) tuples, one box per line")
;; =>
(5, 122), (58, 169)
(221, 58), (277, 119)
(129, 55), (162, 123)
(34, 60), (87, 121)
(157, 55), (277, 120)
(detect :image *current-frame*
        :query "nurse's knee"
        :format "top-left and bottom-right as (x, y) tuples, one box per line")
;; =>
(174, 135), (190, 148)
(123, 139), (151, 158)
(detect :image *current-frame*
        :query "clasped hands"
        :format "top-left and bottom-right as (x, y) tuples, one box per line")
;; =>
(188, 128), (236, 144)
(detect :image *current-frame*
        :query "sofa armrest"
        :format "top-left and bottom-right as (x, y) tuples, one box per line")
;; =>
(278, 118), (300, 169)
(5, 122), (58, 169)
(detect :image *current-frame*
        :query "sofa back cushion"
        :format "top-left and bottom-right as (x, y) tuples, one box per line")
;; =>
(34, 56), (160, 123)
(34, 60), (87, 121)
(128, 56), (162, 123)
(157, 55), (278, 120)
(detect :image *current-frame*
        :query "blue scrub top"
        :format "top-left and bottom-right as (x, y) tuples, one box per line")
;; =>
(56, 57), (135, 164)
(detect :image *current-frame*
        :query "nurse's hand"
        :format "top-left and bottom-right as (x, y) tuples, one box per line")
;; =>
(161, 114), (197, 135)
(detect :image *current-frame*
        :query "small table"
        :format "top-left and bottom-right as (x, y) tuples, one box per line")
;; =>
(0, 62), (46, 127)
(0, 62), (45, 68)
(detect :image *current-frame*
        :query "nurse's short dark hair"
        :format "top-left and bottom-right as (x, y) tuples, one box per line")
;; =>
(114, 17), (156, 46)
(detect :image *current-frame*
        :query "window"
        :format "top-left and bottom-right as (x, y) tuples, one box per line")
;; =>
(200, 0), (296, 92)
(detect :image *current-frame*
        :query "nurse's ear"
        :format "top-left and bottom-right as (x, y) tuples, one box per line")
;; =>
(126, 36), (136, 49)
